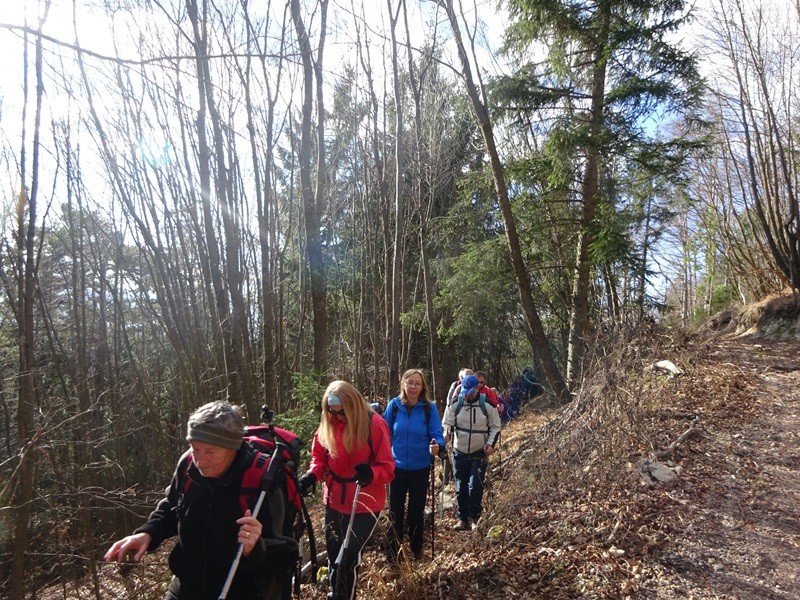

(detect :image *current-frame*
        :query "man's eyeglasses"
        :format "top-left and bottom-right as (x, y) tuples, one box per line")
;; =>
(327, 406), (346, 416)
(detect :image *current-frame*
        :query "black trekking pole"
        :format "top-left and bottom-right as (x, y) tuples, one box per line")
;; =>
(429, 455), (436, 558)
(438, 454), (447, 520)
(331, 483), (362, 599)
(218, 440), (288, 600)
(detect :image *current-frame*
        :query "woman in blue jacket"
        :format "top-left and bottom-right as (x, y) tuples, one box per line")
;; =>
(383, 368), (445, 561)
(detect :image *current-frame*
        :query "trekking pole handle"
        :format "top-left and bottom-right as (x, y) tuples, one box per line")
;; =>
(218, 441), (289, 600)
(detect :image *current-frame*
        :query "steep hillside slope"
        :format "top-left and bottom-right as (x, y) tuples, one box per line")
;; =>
(41, 333), (800, 599)
(351, 336), (800, 599)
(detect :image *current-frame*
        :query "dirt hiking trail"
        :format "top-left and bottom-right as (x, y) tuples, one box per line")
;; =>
(642, 337), (800, 599)
(343, 336), (800, 600)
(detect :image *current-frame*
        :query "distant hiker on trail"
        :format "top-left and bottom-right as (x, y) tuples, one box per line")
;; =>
(447, 370), (502, 410)
(491, 387), (509, 417)
(368, 398), (386, 416)
(103, 401), (299, 600)
(383, 368), (446, 561)
(296, 381), (394, 600)
(445, 367), (473, 406)
(474, 371), (502, 412)
(442, 374), (501, 531)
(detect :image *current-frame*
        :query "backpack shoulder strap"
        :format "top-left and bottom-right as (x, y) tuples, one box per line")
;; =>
(478, 393), (488, 418)
(177, 451), (193, 498)
(454, 394), (465, 417)
(237, 450), (271, 515)
(454, 394), (487, 418)
(179, 450), (272, 518)
(389, 400), (431, 434)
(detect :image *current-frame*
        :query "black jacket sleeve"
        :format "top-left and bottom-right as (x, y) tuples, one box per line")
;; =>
(133, 460), (184, 551)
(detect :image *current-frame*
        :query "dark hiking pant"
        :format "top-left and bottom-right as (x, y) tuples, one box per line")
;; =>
(453, 450), (487, 522)
(325, 506), (378, 600)
(387, 465), (430, 558)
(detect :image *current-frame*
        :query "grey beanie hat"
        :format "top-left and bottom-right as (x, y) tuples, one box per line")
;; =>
(186, 408), (244, 450)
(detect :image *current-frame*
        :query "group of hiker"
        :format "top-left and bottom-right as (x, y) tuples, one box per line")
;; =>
(104, 367), (505, 600)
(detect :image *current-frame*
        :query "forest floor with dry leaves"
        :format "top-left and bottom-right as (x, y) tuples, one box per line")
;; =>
(43, 334), (800, 599)
(345, 335), (800, 600)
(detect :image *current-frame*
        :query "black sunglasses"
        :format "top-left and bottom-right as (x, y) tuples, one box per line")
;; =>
(327, 406), (345, 416)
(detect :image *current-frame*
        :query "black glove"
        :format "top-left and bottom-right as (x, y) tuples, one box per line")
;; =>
(353, 463), (373, 486)
(297, 472), (316, 496)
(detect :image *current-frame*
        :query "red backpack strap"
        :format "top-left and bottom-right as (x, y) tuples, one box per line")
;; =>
(174, 451), (196, 520)
(237, 451), (270, 515)
(178, 447), (278, 516)
(176, 450), (193, 493)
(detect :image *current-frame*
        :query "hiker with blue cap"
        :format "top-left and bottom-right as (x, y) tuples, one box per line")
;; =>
(442, 374), (501, 531)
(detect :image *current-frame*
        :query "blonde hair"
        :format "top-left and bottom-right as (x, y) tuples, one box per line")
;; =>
(317, 380), (372, 457)
(399, 368), (430, 405)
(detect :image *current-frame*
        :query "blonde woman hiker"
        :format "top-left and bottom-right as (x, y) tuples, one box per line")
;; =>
(296, 381), (394, 600)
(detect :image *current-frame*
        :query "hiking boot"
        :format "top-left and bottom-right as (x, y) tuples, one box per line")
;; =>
(452, 520), (471, 531)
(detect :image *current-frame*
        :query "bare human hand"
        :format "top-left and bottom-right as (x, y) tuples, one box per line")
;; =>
(236, 509), (263, 557)
(429, 438), (439, 456)
(103, 532), (152, 563)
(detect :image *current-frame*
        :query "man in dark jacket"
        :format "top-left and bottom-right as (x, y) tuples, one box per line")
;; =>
(104, 401), (297, 600)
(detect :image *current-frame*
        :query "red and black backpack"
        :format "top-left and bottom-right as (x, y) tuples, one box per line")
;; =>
(177, 418), (318, 595)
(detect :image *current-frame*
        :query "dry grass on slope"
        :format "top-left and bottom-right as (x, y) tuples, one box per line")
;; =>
(369, 328), (792, 600)
(350, 327), (707, 600)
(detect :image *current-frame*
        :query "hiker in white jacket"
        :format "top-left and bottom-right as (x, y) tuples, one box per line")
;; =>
(442, 374), (501, 531)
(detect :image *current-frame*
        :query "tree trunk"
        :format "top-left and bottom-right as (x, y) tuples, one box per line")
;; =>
(566, 2), (610, 386)
(437, 0), (569, 403)
(387, 0), (405, 395)
(9, 18), (46, 598)
(291, 0), (328, 374)
(235, 3), (288, 410)
(403, 3), (443, 403)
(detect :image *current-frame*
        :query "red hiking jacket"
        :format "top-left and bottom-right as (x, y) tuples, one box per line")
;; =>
(308, 415), (394, 514)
